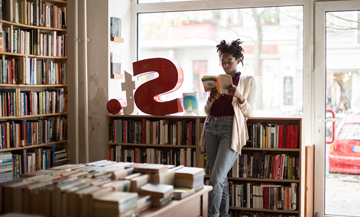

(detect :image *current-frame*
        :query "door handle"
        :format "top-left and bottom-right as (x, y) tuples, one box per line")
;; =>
(318, 110), (336, 144)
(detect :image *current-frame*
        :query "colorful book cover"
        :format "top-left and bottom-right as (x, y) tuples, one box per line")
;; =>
(110, 17), (121, 39)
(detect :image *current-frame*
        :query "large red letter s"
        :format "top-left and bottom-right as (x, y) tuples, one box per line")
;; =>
(133, 58), (184, 115)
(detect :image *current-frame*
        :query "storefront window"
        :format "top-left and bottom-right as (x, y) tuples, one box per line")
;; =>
(137, 6), (303, 116)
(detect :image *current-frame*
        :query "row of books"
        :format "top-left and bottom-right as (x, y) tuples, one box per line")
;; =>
(109, 145), (196, 167)
(24, 57), (67, 84)
(231, 153), (299, 180)
(0, 88), (65, 117)
(229, 182), (298, 211)
(246, 123), (300, 149)
(0, 57), (66, 85)
(1, 0), (67, 29)
(1, 26), (67, 57)
(229, 210), (298, 217)
(109, 119), (196, 146)
(0, 161), (205, 217)
(0, 116), (67, 149)
(0, 147), (68, 181)
(0, 56), (22, 84)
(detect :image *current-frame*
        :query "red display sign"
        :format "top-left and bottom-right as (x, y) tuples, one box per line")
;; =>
(133, 58), (184, 115)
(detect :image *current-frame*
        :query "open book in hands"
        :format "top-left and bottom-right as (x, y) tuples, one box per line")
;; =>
(201, 74), (232, 94)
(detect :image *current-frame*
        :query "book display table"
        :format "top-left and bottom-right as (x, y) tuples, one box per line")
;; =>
(140, 185), (212, 217)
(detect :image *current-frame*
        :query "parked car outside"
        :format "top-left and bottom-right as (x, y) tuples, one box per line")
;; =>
(329, 114), (360, 174)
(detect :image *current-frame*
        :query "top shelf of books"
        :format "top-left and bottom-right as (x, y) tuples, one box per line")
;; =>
(0, 0), (67, 30)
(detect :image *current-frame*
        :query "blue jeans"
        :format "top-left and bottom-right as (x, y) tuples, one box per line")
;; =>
(205, 116), (238, 217)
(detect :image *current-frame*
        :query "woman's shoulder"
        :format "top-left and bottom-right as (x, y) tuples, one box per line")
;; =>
(240, 73), (256, 82)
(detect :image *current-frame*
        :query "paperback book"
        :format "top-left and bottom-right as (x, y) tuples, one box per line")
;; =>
(201, 74), (232, 94)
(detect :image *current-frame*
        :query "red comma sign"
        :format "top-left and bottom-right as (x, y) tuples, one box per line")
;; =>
(133, 58), (184, 115)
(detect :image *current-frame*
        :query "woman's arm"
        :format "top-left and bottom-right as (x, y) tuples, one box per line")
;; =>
(204, 89), (219, 115)
(228, 75), (257, 117)
(238, 75), (257, 117)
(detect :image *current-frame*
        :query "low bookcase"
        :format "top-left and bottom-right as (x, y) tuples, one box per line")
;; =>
(108, 115), (302, 216)
(205, 117), (302, 217)
(107, 115), (206, 167)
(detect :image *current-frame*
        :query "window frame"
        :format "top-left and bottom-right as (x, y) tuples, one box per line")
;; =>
(131, 0), (312, 209)
(131, 1), (312, 214)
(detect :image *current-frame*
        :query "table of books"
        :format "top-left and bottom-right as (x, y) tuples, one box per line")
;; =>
(0, 160), (210, 217)
(139, 185), (212, 217)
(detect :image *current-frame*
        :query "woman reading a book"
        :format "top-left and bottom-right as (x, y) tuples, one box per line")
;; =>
(200, 39), (257, 217)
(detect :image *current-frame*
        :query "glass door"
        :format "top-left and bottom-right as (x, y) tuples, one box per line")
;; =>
(314, 1), (360, 217)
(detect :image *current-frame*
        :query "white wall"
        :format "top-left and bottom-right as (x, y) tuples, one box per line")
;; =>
(68, 0), (132, 163)
(109, 0), (132, 101)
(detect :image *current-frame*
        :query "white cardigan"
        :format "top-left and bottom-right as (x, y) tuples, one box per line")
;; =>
(199, 74), (257, 154)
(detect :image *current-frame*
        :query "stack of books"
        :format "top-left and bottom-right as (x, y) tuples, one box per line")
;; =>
(175, 166), (205, 189)
(93, 191), (138, 217)
(54, 149), (68, 166)
(0, 160), (206, 216)
(173, 167), (205, 199)
(0, 152), (13, 182)
(139, 183), (173, 207)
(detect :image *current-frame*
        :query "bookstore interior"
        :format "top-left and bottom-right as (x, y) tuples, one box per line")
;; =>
(1, 0), (360, 217)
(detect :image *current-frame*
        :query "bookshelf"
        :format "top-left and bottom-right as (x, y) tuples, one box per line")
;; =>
(107, 115), (302, 216)
(0, 0), (69, 178)
(221, 117), (302, 217)
(107, 115), (206, 167)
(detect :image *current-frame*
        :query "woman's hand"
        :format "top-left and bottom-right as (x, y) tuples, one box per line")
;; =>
(208, 88), (220, 102)
(228, 84), (245, 103)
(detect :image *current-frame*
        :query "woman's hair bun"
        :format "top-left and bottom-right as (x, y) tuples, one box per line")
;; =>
(216, 38), (245, 66)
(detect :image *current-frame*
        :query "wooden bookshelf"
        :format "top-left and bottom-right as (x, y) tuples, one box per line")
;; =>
(109, 143), (198, 148)
(107, 115), (206, 167)
(0, 19), (67, 31)
(0, 112), (69, 120)
(107, 115), (302, 216)
(42, 0), (67, 4)
(242, 147), (300, 152)
(0, 51), (68, 59)
(0, 84), (67, 87)
(0, 0), (69, 176)
(205, 175), (300, 183)
(229, 207), (300, 214)
(0, 140), (68, 152)
(205, 117), (302, 216)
